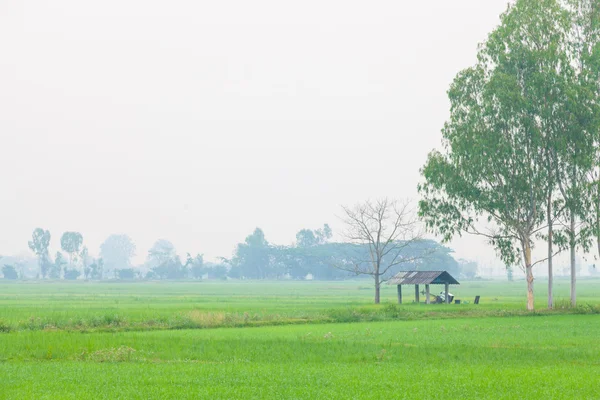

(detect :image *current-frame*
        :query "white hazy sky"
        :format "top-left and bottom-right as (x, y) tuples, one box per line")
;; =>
(1, 0), (514, 264)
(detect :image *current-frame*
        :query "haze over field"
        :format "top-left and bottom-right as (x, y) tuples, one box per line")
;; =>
(2, 0), (512, 263)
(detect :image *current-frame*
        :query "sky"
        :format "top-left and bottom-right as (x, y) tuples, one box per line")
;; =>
(0, 0), (516, 265)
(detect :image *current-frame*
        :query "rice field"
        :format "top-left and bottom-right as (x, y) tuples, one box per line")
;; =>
(1, 279), (599, 399)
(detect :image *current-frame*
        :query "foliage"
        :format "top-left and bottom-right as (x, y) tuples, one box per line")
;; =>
(296, 224), (332, 248)
(81, 246), (91, 279)
(2, 265), (18, 280)
(230, 228), (271, 279)
(60, 232), (83, 268)
(507, 266), (514, 281)
(186, 253), (204, 279)
(117, 268), (136, 280)
(144, 240), (186, 279)
(50, 252), (66, 279)
(458, 259), (478, 280)
(147, 239), (177, 267)
(27, 228), (52, 278)
(418, 0), (581, 310)
(100, 234), (136, 273)
(89, 258), (104, 280)
(204, 263), (228, 280)
(63, 269), (81, 280)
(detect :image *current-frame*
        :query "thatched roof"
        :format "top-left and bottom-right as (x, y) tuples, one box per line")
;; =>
(387, 271), (459, 285)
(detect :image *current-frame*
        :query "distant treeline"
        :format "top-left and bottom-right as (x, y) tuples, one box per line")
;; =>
(2, 225), (466, 281)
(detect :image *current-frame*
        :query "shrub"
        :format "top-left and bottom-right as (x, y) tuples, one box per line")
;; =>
(0, 320), (12, 333)
(64, 269), (81, 280)
(2, 265), (18, 280)
(118, 269), (136, 280)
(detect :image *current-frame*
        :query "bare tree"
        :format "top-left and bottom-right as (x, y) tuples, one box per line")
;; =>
(339, 198), (424, 304)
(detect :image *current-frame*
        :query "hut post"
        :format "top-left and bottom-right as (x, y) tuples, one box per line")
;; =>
(397, 285), (402, 304)
(415, 284), (420, 303)
(425, 284), (430, 304)
(445, 282), (449, 304)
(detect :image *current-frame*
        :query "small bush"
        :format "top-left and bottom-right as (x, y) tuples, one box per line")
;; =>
(117, 269), (136, 280)
(64, 269), (81, 280)
(2, 265), (18, 280)
(572, 303), (600, 314)
(0, 320), (12, 333)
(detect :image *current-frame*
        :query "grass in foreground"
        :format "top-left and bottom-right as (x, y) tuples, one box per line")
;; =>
(1, 279), (599, 332)
(1, 280), (599, 399)
(1, 315), (599, 399)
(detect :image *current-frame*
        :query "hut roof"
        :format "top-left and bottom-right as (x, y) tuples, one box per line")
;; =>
(387, 271), (459, 285)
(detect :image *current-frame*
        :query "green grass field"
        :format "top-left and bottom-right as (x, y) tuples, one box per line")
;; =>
(1, 279), (599, 399)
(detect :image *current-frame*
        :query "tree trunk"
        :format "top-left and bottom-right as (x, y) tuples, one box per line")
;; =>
(547, 195), (553, 309)
(524, 240), (534, 311)
(597, 182), (600, 259)
(374, 279), (381, 304)
(570, 212), (577, 308)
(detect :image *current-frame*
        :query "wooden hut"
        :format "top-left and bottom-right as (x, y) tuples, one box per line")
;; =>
(387, 271), (460, 304)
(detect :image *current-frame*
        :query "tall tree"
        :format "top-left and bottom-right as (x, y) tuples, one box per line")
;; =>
(232, 228), (271, 279)
(89, 258), (104, 280)
(296, 229), (318, 248)
(419, 0), (573, 311)
(52, 252), (66, 279)
(296, 224), (332, 248)
(186, 253), (205, 279)
(146, 239), (186, 279)
(339, 198), (423, 304)
(100, 234), (136, 274)
(60, 232), (83, 271)
(28, 228), (52, 279)
(146, 239), (177, 268)
(80, 246), (91, 279)
(558, 0), (600, 307)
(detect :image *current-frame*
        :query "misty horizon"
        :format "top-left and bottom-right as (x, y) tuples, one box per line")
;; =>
(3, 0), (515, 265)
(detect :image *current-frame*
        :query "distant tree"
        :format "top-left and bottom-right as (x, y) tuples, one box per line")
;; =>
(81, 246), (91, 279)
(316, 224), (333, 244)
(458, 259), (478, 280)
(89, 261), (98, 279)
(14, 259), (27, 279)
(151, 256), (186, 279)
(187, 253), (204, 280)
(339, 198), (424, 304)
(507, 266), (514, 281)
(146, 240), (186, 279)
(100, 234), (136, 275)
(206, 263), (228, 280)
(60, 232), (83, 270)
(2, 264), (18, 280)
(64, 268), (81, 280)
(231, 228), (271, 279)
(296, 224), (333, 248)
(227, 261), (241, 279)
(89, 258), (104, 280)
(296, 229), (318, 248)
(117, 268), (136, 280)
(147, 239), (177, 268)
(52, 252), (67, 279)
(28, 228), (52, 278)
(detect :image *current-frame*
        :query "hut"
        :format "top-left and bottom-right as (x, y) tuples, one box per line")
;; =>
(387, 271), (460, 304)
